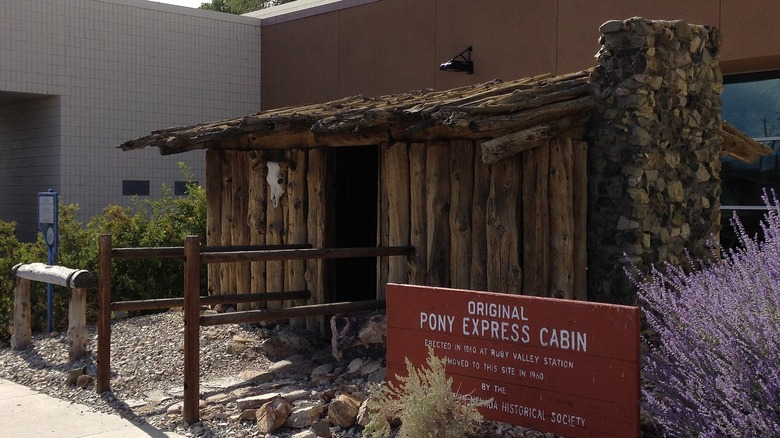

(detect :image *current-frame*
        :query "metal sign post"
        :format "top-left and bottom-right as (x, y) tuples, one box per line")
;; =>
(37, 190), (58, 332)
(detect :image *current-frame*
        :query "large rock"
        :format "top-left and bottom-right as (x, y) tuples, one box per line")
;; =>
(256, 397), (293, 434)
(326, 393), (362, 428)
(284, 401), (325, 428)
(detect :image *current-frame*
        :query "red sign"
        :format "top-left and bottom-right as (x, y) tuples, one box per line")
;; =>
(386, 284), (640, 438)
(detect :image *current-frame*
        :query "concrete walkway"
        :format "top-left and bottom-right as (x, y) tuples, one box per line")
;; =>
(0, 379), (185, 437)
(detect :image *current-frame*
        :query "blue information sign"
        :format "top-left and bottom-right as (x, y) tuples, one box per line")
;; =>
(37, 190), (58, 332)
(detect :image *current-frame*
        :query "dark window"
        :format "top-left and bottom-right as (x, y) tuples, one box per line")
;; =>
(122, 180), (150, 196)
(721, 72), (780, 247)
(174, 180), (198, 196)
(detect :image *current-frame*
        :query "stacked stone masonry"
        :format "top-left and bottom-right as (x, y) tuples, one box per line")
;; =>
(588, 18), (722, 303)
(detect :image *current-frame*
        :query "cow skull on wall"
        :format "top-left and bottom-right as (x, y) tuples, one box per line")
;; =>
(266, 161), (286, 208)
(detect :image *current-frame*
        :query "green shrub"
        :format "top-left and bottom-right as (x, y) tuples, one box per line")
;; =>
(0, 166), (206, 339)
(363, 347), (489, 438)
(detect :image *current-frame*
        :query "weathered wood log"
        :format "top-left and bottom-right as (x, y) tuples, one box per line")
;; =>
(481, 116), (586, 164)
(220, 151), (234, 295)
(378, 143), (390, 298)
(200, 300), (386, 327)
(384, 142), (411, 290)
(183, 236), (201, 424)
(97, 235), (111, 393)
(409, 143), (427, 285)
(721, 120), (772, 163)
(232, 151), (251, 310)
(470, 143), (490, 291)
(572, 139), (588, 300)
(286, 149), (308, 326)
(449, 140), (474, 290)
(266, 153), (286, 310)
(206, 149), (222, 296)
(549, 137), (575, 299)
(111, 291), (310, 312)
(522, 146), (550, 296)
(426, 142), (451, 287)
(248, 150), (267, 310)
(467, 96), (594, 135)
(68, 288), (87, 361)
(486, 156), (522, 293)
(201, 246), (415, 264)
(11, 276), (31, 350)
(13, 263), (95, 289)
(305, 148), (327, 334)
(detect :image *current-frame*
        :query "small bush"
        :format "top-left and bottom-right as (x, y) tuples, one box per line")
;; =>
(636, 190), (780, 436)
(363, 347), (488, 438)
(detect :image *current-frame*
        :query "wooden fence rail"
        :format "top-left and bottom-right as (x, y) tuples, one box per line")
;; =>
(11, 262), (95, 361)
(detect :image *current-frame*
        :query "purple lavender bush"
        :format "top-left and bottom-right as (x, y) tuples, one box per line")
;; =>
(636, 191), (780, 436)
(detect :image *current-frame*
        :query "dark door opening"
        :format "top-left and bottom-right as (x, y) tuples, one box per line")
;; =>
(329, 146), (378, 303)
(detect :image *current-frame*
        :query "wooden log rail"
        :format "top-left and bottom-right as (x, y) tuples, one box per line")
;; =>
(181, 236), (414, 423)
(11, 263), (95, 361)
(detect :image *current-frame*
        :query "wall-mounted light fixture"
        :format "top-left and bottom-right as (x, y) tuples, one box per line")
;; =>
(439, 46), (473, 74)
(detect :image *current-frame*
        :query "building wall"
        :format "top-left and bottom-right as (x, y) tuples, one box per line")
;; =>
(0, 0), (262, 240)
(258, 0), (780, 110)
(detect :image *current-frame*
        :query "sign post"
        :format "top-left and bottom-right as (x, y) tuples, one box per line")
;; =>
(37, 190), (58, 332)
(386, 284), (641, 438)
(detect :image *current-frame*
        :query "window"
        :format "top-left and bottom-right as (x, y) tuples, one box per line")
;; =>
(174, 180), (198, 196)
(122, 180), (150, 196)
(721, 72), (780, 247)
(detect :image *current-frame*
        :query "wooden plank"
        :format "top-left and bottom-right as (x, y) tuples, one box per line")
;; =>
(385, 142), (411, 289)
(306, 148), (327, 334)
(481, 117), (585, 164)
(111, 291), (310, 312)
(201, 300), (386, 326)
(487, 155), (522, 293)
(377, 144), (390, 299)
(471, 142), (490, 291)
(425, 142), (451, 287)
(522, 146), (550, 296)
(201, 246), (414, 264)
(286, 149), (308, 326)
(572, 139), (588, 300)
(549, 137), (575, 299)
(266, 155), (286, 310)
(182, 236), (201, 424)
(409, 143), (427, 285)
(205, 149), (222, 296)
(248, 150), (267, 310)
(220, 150), (234, 296)
(449, 140), (474, 290)
(96, 234), (112, 393)
(68, 288), (87, 361)
(232, 152), (251, 310)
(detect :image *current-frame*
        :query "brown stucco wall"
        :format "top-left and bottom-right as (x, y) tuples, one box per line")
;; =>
(261, 0), (780, 111)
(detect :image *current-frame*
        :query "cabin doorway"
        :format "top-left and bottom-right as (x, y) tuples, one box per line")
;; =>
(329, 146), (378, 303)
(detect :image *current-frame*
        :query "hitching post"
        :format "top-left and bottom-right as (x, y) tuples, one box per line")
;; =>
(183, 236), (201, 424)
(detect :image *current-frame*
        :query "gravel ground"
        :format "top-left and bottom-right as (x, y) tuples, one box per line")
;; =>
(0, 311), (558, 438)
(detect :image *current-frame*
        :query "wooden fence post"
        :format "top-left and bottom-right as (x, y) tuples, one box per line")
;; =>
(97, 234), (112, 393)
(183, 236), (201, 424)
(11, 270), (31, 350)
(68, 287), (87, 360)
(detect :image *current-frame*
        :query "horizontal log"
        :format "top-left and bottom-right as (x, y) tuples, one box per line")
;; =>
(200, 300), (386, 326)
(111, 244), (311, 260)
(481, 117), (586, 163)
(721, 120), (771, 163)
(201, 246), (415, 265)
(13, 263), (94, 289)
(111, 290), (310, 312)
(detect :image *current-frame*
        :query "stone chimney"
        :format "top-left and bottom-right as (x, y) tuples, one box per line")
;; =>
(587, 18), (723, 303)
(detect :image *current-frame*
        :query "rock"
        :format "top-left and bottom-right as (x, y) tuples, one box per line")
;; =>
(65, 366), (86, 386)
(281, 389), (311, 403)
(259, 327), (319, 360)
(346, 358), (364, 374)
(331, 312), (386, 360)
(311, 419), (332, 437)
(237, 369), (275, 385)
(238, 409), (258, 422)
(237, 392), (281, 410)
(291, 430), (318, 438)
(166, 402), (183, 415)
(326, 393), (362, 428)
(284, 401), (325, 428)
(76, 375), (94, 389)
(256, 397), (293, 434)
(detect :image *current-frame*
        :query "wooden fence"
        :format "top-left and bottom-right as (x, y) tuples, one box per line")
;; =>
(96, 233), (414, 424)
